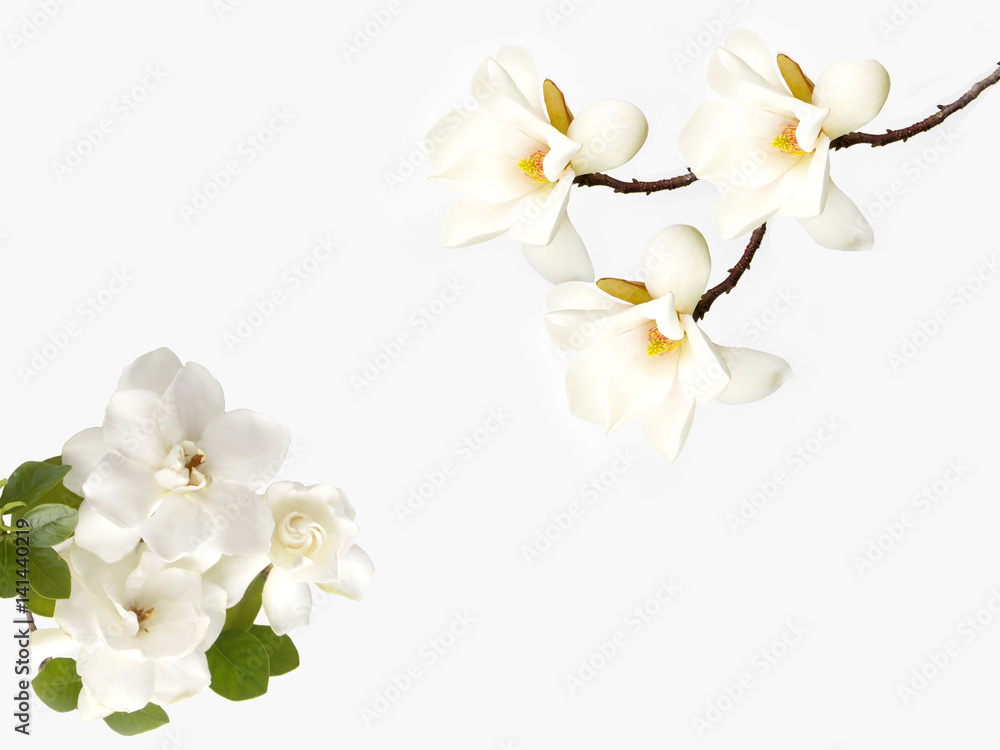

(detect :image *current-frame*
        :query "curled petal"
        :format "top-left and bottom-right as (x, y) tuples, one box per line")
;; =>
(567, 99), (648, 175)
(441, 197), (514, 248)
(643, 225), (712, 314)
(813, 59), (891, 140)
(262, 567), (313, 636)
(797, 179), (874, 251)
(508, 170), (575, 247)
(641, 385), (696, 464)
(716, 346), (793, 405)
(522, 216), (594, 284)
(116, 348), (183, 394)
(494, 46), (544, 117)
(62, 427), (107, 496)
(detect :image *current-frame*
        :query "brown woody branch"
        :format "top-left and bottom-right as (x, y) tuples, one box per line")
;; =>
(693, 224), (767, 322)
(573, 170), (698, 194)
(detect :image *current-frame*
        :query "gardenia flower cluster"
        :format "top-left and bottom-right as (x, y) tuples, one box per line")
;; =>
(426, 35), (894, 461)
(47, 348), (373, 719)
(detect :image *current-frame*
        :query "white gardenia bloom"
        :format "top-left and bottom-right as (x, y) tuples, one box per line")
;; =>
(679, 30), (890, 251)
(428, 45), (649, 284)
(62, 348), (290, 563)
(261, 482), (374, 635)
(53, 544), (227, 721)
(545, 225), (792, 462)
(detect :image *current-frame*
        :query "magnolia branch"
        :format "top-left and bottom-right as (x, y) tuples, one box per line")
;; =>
(832, 63), (1000, 150)
(693, 224), (767, 321)
(573, 170), (698, 194)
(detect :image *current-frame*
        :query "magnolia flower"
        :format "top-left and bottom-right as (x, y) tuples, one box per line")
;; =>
(428, 45), (648, 284)
(260, 482), (374, 635)
(62, 348), (290, 563)
(545, 225), (792, 462)
(53, 544), (227, 721)
(679, 30), (890, 251)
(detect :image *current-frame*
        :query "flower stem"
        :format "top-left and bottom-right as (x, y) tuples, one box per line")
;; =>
(831, 63), (1000, 150)
(573, 169), (698, 194)
(693, 224), (767, 322)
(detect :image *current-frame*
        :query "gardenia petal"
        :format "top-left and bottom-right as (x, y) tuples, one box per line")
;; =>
(716, 346), (793, 405)
(140, 493), (214, 562)
(77, 649), (155, 714)
(797, 179), (874, 251)
(262, 566), (313, 636)
(522, 215), (594, 284)
(202, 553), (269, 607)
(813, 59), (891, 140)
(83, 453), (164, 529)
(62, 427), (107, 495)
(101, 389), (167, 467)
(116, 348), (183, 394)
(315, 545), (375, 601)
(151, 653), (211, 706)
(641, 384), (697, 463)
(204, 480), (275, 557)
(199, 409), (291, 489)
(567, 99), (648, 175)
(73, 501), (142, 563)
(643, 225), (712, 314)
(158, 363), (226, 444)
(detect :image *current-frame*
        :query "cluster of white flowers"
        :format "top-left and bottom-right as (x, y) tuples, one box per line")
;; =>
(428, 32), (892, 462)
(37, 348), (373, 721)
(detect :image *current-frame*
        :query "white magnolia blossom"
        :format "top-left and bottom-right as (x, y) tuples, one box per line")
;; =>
(428, 45), (649, 284)
(53, 544), (227, 721)
(545, 225), (792, 462)
(260, 482), (374, 635)
(62, 348), (290, 563)
(679, 30), (890, 251)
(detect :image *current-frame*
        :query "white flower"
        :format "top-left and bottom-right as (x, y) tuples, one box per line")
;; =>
(678, 30), (890, 251)
(260, 482), (374, 635)
(545, 225), (792, 462)
(428, 45), (649, 284)
(53, 544), (227, 721)
(62, 348), (290, 563)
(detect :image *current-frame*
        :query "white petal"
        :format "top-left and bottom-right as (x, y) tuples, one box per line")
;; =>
(641, 385), (697, 463)
(101, 389), (167, 467)
(565, 326), (647, 426)
(202, 554), (269, 608)
(508, 171), (574, 247)
(567, 99), (648, 175)
(813, 59), (891, 140)
(203, 480), (274, 557)
(721, 30), (783, 89)
(716, 346), (793, 405)
(83, 453), (163, 528)
(643, 225), (712, 314)
(262, 567), (313, 636)
(708, 47), (804, 119)
(779, 136), (830, 219)
(73, 501), (142, 563)
(151, 652), (211, 706)
(315, 545), (375, 601)
(430, 147), (543, 203)
(716, 172), (796, 239)
(199, 409), (290, 489)
(62, 427), (107, 495)
(30, 628), (77, 670)
(428, 108), (537, 172)
(797, 179), (874, 251)
(116, 348), (183, 394)
(441, 196), (515, 247)
(522, 215), (594, 284)
(140, 494), (214, 562)
(546, 281), (625, 314)
(692, 133), (798, 189)
(606, 347), (679, 433)
(544, 283), (630, 351)
(494, 46), (543, 117)
(77, 687), (115, 722)
(77, 649), (154, 714)
(679, 101), (785, 174)
(159, 362), (226, 444)
(677, 317), (731, 404)
(793, 105), (830, 153)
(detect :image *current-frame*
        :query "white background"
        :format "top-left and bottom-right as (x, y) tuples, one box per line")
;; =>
(3, 0), (1000, 747)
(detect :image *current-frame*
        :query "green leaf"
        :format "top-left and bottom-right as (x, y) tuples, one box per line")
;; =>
(22, 504), (78, 547)
(223, 571), (266, 631)
(103, 703), (169, 736)
(249, 625), (300, 676)
(27, 546), (71, 599)
(1, 462), (70, 511)
(32, 658), (83, 713)
(1, 501), (25, 516)
(11, 476), (82, 526)
(206, 630), (270, 701)
(0, 540), (17, 599)
(28, 592), (56, 618)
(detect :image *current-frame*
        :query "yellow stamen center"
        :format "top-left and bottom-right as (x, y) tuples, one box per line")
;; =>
(132, 606), (155, 633)
(771, 125), (805, 155)
(517, 150), (549, 182)
(646, 326), (681, 357)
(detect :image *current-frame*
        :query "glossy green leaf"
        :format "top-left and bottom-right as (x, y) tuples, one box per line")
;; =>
(23, 504), (78, 547)
(27, 546), (71, 599)
(1, 462), (70, 511)
(103, 703), (169, 736)
(32, 658), (83, 713)
(207, 631), (270, 701)
(249, 625), (300, 676)
(28, 592), (56, 618)
(223, 572), (266, 632)
(0, 540), (17, 599)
